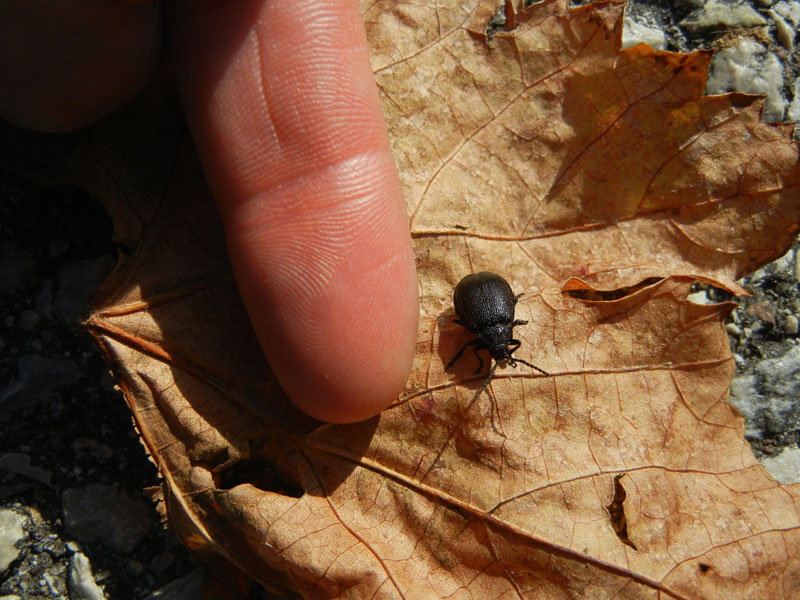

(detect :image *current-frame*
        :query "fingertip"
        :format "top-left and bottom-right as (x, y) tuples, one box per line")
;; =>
(223, 172), (420, 423)
(288, 334), (417, 424)
(286, 261), (419, 424)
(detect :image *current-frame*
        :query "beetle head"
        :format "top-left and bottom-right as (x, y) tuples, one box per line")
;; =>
(477, 323), (513, 361)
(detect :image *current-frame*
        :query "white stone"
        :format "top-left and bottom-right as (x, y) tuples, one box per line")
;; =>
(68, 552), (106, 600)
(728, 373), (759, 436)
(0, 510), (26, 573)
(62, 484), (152, 554)
(0, 453), (51, 486)
(769, 9), (795, 49)
(789, 78), (800, 125)
(761, 447), (800, 484)
(730, 346), (800, 438)
(622, 16), (666, 51)
(773, 1), (800, 28)
(687, 290), (712, 305)
(772, 248), (795, 275)
(144, 568), (206, 600)
(680, 0), (767, 32)
(706, 39), (786, 123)
(725, 322), (742, 336)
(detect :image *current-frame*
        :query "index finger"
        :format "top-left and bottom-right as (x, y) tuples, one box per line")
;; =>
(169, 0), (419, 422)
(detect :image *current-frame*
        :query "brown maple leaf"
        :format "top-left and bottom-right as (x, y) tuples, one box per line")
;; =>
(5, 0), (800, 597)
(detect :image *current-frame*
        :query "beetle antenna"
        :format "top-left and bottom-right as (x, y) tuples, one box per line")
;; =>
(513, 358), (549, 376)
(466, 361), (499, 409)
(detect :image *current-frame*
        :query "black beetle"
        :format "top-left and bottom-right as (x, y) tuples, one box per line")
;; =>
(447, 272), (548, 405)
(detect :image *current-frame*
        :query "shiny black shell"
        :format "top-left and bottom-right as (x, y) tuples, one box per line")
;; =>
(453, 272), (514, 331)
(453, 272), (516, 361)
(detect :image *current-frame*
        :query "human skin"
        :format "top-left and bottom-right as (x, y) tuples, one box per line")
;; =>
(0, 0), (419, 423)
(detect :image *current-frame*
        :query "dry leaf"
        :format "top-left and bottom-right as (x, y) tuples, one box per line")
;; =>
(5, 0), (800, 597)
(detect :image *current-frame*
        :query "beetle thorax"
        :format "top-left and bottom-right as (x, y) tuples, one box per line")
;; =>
(476, 323), (513, 360)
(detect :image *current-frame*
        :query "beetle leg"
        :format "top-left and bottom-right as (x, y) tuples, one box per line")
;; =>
(446, 339), (476, 370)
(506, 339), (522, 367)
(512, 319), (528, 328)
(513, 292), (525, 304)
(465, 362), (498, 409)
(472, 345), (485, 374)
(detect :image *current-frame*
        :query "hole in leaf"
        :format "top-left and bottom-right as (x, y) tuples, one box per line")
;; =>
(486, 5), (506, 39)
(562, 277), (662, 301)
(217, 458), (304, 498)
(699, 563), (711, 573)
(605, 473), (638, 551)
(201, 447), (235, 473)
(688, 281), (734, 305)
(729, 93), (759, 108)
(486, 0), (517, 40)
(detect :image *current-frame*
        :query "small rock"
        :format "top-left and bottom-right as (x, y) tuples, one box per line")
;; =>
(784, 315), (799, 335)
(729, 373), (758, 434)
(794, 250), (800, 285)
(746, 301), (776, 326)
(42, 572), (62, 597)
(63, 484), (152, 554)
(773, 0), (800, 29)
(144, 568), (205, 600)
(730, 346), (800, 439)
(705, 39), (785, 123)
(0, 509), (27, 573)
(126, 559), (144, 577)
(769, 9), (795, 49)
(623, 15), (666, 51)
(761, 447), (800, 484)
(149, 551), (175, 577)
(771, 249), (795, 275)
(790, 78), (800, 130)
(686, 290), (711, 305)
(725, 322), (741, 336)
(0, 454), (52, 486)
(54, 255), (116, 324)
(0, 354), (80, 411)
(680, 0), (767, 33)
(68, 551), (106, 600)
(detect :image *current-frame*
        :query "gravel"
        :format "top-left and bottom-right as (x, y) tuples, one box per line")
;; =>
(0, 182), (212, 599)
